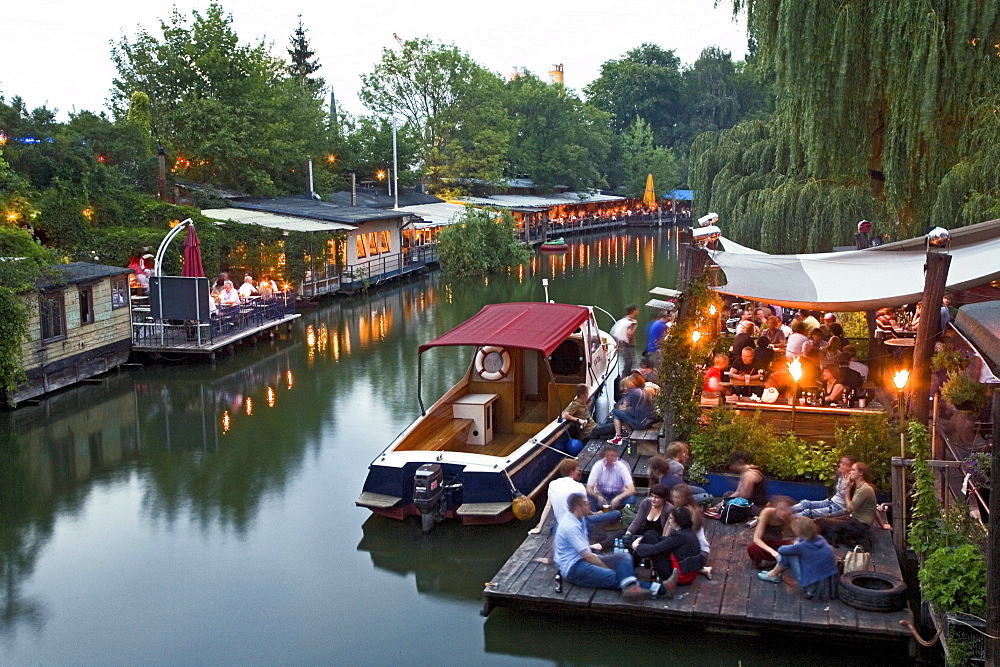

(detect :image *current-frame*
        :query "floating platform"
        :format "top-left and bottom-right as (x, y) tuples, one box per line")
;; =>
(483, 504), (912, 646)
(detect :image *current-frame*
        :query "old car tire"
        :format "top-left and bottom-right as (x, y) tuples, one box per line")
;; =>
(838, 571), (907, 612)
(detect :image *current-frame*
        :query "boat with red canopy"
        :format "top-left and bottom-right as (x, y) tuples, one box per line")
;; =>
(356, 302), (618, 530)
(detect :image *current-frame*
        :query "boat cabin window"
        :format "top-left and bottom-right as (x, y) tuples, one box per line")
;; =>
(550, 339), (584, 377)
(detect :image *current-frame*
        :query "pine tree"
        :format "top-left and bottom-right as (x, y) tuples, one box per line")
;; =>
(287, 15), (323, 93)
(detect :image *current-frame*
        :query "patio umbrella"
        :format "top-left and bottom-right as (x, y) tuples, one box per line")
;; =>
(181, 224), (206, 278)
(642, 173), (657, 207)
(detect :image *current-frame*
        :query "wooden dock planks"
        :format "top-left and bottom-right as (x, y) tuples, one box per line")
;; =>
(484, 516), (912, 644)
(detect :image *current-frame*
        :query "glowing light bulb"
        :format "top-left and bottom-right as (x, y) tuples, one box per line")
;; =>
(789, 357), (803, 382)
(893, 369), (909, 390)
(691, 330), (702, 343)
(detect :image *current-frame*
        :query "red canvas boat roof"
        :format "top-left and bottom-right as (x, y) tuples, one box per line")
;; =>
(418, 302), (590, 356)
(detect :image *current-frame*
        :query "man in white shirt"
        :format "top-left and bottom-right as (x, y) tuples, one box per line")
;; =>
(528, 459), (621, 535)
(842, 344), (869, 380)
(608, 304), (638, 377)
(238, 275), (258, 299)
(218, 280), (241, 306)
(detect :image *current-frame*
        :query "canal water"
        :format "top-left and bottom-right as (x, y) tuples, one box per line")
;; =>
(1, 229), (903, 665)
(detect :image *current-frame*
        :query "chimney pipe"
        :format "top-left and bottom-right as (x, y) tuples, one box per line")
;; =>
(351, 173), (357, 206)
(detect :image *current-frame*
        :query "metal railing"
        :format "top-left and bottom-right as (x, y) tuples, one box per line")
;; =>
(132, 292), (297, 348)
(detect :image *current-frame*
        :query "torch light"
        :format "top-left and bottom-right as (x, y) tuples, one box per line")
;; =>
(894, 369), (909, 457)
(789, 356), (803, 431)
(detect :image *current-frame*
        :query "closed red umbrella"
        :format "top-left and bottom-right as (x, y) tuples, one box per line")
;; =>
(181, 224), (206, 278)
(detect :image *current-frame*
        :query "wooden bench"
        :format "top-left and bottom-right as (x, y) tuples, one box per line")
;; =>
(394, 417), (475, 452)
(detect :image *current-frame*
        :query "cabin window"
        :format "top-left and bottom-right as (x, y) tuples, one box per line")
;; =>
(40, 293), (66, 342)
(79, 286), (95, 325)
(550, 339), (584, 376)
(378, 231), (391, 253)
(111, 276), (128, 309)
(356, 235), (367, 258)
(367, 233), (378, 256)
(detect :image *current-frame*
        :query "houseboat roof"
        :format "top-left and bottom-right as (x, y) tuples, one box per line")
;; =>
(38, 262), (132, 290)
(233, 196), (411, 225)
(418, 302), (590, 356)
(201, 208), (354, 232)
(460, 192), (626, 209)
(326, 190), (443, 209)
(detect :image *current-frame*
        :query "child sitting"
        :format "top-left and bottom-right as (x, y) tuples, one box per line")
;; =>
(758, 516), (839, 601)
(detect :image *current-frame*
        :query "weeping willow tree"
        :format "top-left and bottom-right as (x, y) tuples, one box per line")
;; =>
(690, 1), (1000, 252)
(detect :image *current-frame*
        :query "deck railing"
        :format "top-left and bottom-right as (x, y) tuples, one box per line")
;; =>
(132, 291), (297, 348)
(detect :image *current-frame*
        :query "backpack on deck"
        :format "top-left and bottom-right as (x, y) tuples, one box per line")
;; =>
(720, 497), (751, 524)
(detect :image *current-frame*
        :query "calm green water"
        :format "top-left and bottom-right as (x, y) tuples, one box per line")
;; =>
(0, 229), (906, 665)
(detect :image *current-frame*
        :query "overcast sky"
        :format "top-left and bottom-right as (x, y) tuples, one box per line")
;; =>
(2, 0), (748, 121)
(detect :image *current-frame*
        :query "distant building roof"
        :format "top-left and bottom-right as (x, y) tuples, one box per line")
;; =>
(327, 189), (443, 209)
(233, 196), (410, 225)
(397, 202), (470, 228)
(38, 262), (132, 291)
(460, 191), (625, 209)
(201, 208), (354, 232)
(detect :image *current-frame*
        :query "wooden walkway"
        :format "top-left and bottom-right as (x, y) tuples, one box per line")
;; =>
(483, 507), (912, 645)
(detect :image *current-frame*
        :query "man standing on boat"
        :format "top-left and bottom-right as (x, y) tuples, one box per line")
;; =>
(554, 494), (654, 601)
(609, 304), (639, 377)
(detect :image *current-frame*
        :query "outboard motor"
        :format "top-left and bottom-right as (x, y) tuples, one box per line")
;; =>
(413, 464), (445, 533)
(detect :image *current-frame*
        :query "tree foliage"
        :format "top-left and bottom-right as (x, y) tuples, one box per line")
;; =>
(692, 1), (1000, 251)
(110, 3), (331, 196)
(359, 37), (512, 192)
(504, 74), (611, 190)
(287, 15), (324, 94)
(620, 118), (679, 198)
(436, 206), (529, 277)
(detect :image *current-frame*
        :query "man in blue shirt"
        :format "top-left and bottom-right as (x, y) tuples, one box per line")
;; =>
(554, 493), (653, 601)
(643, 310), (674, 367)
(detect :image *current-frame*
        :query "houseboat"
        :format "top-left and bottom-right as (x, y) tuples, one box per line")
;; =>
(356, 302), (618, 530)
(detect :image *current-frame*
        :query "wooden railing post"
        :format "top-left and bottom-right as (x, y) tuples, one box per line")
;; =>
(891, 456), (907, 557)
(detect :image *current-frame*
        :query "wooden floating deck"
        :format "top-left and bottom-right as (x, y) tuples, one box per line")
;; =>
(131, 313), (300, 355)
(483, 505), (912, 645)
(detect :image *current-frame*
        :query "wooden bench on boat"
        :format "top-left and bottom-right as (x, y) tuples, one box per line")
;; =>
(394, 417), (475, 452)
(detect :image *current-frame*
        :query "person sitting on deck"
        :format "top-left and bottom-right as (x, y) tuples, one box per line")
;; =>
(632, 506), (706, 598)
(214, 272), (229, 291)
(647, 456), (684, 491)
(664, 442), (711, 506)
(554, 493), (653, 602)
(815, 462), (886, 548)
(586, 445), (636, 511)
(824, 312), (845, 339)
(820, 336), (842, 369)
(238, 275), (258, 299)
(785, 321), (810, 359)
(842, 345), (869, 381)
(259, 274), (277, 298)
(746, 496), (796, 568)
(791, 456), (854, 519)
(672, 484), (712, 578)
(763, 357), (794, 401)
(837, 352), (864, 394)
(754, 336), (774, 371)
(819, 366), (847, 405)
(624, 483), (673, 543)
(218, 280), (241, 307)
(607, 373), (655, 444)
(758, 516), (839, 600)
(529, 459), (621, 540)
(703, 354), (729, 395)
(731, 320), (756, 356)
(728, 347), (764, 396)
(712, 451), (768, 516)
(762, 315), (786, 349)
(875, 307), (900, 337)
(561, 383), (596, 441)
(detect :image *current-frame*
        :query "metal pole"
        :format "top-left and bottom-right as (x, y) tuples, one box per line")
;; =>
(790, 381), (797, 432)
(987, 390), (1000, 665)
(392, 114), (399, 210)
(307, 159), (314, 197)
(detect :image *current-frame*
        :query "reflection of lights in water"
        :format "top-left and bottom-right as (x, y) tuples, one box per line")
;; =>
(517, 264), (524, 283)
(635, 236), (640, 264)
(222, 411), (231, 433)
(286, 370), (294, 389)
(359, 315), (369, 347)
(267, 386), (275, 407)
(306, 325), (315, 348)
(483, 275), (489, 287)
(332, 332), (340, 360)
(560, 252), (567, 275)
(343, 322), (352, 355)
(317, 323), (328, 352)
(245, 397), (253, 416)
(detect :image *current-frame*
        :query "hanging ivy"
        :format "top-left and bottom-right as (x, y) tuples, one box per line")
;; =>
(693, 2), (1000, 252)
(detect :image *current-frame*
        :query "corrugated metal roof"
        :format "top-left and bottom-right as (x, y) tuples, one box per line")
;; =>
(201, 208), (354, 232)
(234, 196), (409, 224)
(327, 190), (443, 209)
(460, 192), (626, 209)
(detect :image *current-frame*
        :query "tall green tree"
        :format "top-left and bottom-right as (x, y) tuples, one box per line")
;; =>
(110, 3), (330, 196)
(692, 1), (1000, 251)
(504, 74), (611, 190)
(287, 15), (324, 94)
(359, 37), (512, 192)
(584, 44), (684, 147)
(619, 118), (679, 198)
(436, 206), (529, 277)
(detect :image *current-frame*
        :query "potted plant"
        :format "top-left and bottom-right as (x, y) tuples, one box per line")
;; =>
(931, 345), (970, 373)
(965, 452), (991, 516)
(940, 370), (988, 414)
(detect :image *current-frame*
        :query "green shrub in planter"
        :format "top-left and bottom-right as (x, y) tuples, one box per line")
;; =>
(931, 346), (970, 373)
(918, 543), (987, 617)
(940, 370), (988, 413)
(689, 407), (774, 472)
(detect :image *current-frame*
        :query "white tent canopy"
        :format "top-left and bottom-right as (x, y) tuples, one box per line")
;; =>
(710, 218), (1000, 311)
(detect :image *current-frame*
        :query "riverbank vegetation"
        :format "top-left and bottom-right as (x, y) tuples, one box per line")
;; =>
(436, 207), (530, 277)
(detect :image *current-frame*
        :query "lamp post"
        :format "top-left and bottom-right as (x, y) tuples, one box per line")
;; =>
(789, 356), (803, 432)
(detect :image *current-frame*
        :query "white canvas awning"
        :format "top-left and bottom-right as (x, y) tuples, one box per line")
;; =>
(201, 208), (355, 232)
(710, 219), (1000, 311)
(397, 202), (469, 229)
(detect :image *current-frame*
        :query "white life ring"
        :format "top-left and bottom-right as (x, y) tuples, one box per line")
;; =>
(475, 346), (510, 381)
